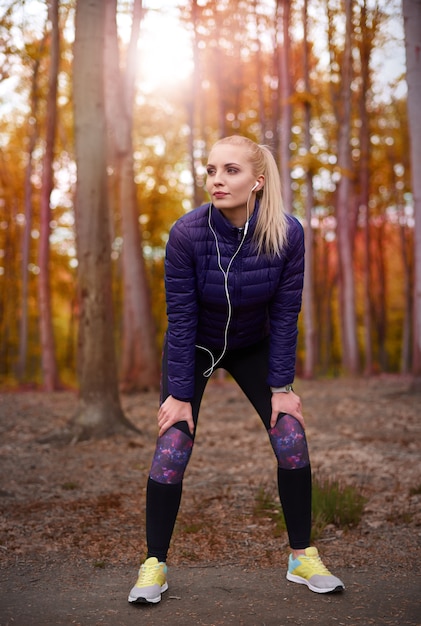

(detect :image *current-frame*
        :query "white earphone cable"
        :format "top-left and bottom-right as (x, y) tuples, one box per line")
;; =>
(196, 188), (254, 377)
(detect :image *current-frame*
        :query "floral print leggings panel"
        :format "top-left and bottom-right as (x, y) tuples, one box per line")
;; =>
(149, 412), (308, 485)
(149, 426), (194, 484)
(150, 337), (310, 485)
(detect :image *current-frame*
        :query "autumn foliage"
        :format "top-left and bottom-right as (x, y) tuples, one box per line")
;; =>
(0, 0), (417, 397)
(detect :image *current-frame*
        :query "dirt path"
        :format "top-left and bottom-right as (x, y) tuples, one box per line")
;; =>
(0, 376), (420, 624)
(1, 560), (420, 625)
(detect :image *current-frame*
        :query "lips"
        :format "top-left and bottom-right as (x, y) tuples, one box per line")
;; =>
(213, 192), (228, 199)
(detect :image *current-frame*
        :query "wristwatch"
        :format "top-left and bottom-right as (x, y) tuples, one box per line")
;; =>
(270, 384), (294, 393)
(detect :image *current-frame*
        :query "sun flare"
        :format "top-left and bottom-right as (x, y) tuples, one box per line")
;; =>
(118, 3), (193, 93)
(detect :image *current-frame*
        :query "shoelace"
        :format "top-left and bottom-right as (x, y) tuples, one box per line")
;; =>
(136, 563), (160, 586)
(301, 554), (332, 575)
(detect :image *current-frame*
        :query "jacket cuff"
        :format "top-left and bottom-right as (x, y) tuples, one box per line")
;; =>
(170, 394), (192, 403)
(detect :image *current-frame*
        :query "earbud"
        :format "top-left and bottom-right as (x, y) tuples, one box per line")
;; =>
(251, 181), (259, 192)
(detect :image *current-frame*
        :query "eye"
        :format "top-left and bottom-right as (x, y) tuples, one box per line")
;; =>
(206, 167), (215, 175)
(227, 167), (239, 174)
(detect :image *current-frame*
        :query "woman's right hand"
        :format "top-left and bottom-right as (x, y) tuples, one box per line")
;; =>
(157, 395), (194, 437)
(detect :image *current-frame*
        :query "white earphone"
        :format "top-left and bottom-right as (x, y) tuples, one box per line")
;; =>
(198, 180), (260, 376)
(196, 202), (250, 377)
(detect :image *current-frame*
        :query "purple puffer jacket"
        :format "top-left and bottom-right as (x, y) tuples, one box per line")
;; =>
(165, 202), (305, 401)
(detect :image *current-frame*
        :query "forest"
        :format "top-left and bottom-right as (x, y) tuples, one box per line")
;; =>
(0, 0), (420, 436)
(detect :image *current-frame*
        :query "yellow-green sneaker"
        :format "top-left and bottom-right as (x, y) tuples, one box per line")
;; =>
(128, 557), (168, 604)
(286, 547), (345, 593)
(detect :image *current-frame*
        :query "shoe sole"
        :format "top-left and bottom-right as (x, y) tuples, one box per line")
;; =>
(128, 582), (169, 604)
(286, 572), (344, 594)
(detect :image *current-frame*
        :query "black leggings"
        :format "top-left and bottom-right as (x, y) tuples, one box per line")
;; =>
(146, 339), (312, 561)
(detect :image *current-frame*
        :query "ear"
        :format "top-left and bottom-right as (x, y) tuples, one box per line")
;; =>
(255, 175), (265, 191)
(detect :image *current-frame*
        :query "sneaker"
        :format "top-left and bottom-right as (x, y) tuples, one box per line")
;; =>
(286, 547), (345, 593)
(128, 557), (168, 604)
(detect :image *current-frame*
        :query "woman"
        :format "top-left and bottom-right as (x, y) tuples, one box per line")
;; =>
(128, 135), (344, 604)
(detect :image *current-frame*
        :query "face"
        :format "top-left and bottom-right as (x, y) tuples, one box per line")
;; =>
(205, 143), (262, 217)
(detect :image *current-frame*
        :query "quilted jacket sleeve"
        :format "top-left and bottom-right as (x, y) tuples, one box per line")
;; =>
(164, 219), (198, 401)
(267, 216), (305, 387)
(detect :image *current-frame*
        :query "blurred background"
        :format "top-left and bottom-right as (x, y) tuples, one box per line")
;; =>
(0, 0), (418, 393)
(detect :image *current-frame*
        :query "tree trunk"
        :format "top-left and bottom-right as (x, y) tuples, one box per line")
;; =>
(302, 0), (316, 379)
(275, 0), (292, 212)
(395, 172), (413, 373)
(372, 220), (388, 370)
(358, 0), (374, 375)
(253, 0), (267, 142)
(37, 0), (61, 390)
(335, 0), (359, 374)
(17, 45), (43, 382)
(0, 188), (19, 379)
(187, 0), (203, 209)
(402, 0), (421, 388)
(72, 0), (137, 441)
(315, 235), (337, 375)
(104, 0), (159, 392)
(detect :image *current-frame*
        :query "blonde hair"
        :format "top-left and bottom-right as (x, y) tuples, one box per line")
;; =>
(212, 135), (288, 256)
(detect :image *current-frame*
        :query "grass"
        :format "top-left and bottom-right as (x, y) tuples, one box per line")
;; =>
(61, 481), (80, 490)
(254, 475), (367, 541)
(409, 483), (421, 496)
(182, 522), (204, 534)
(311, 475), (367, 539)
(253, 487), (287, 537)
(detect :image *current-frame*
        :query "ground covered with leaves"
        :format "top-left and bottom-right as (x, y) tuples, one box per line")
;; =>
(1, 376), (420, 576)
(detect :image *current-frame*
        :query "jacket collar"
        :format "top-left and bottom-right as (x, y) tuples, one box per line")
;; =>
(210, 200), (259, 238)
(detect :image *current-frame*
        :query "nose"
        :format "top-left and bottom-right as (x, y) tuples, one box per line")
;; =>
(213, 171), (224, 187)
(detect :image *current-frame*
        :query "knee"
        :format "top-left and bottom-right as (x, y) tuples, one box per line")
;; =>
(269, 414), (310, 470)
(149, 426), (194, 484)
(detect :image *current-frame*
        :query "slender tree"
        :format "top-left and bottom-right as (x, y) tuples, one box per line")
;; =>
(302, 0), (316, 378)
(104, 0), (159, 392)
(334, 0), (359, 374)
(357, 0), (377, 375)
(71, 0), (136, 440)
(402, 0), (421, 387)
(253, 0), (269, 142)
(372, 218), (388, 369)
(393, 156), (413, 373)
(275, 0), (293, 213)
(37, 0), (61, 390)
(17, 40), (44, 382)
(186, 0), (205, 209)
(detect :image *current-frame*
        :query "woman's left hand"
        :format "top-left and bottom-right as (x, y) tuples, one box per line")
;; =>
(270, 391), (305, 430)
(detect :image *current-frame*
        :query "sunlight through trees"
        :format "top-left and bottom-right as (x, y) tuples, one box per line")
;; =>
(0, 0), (418, 405)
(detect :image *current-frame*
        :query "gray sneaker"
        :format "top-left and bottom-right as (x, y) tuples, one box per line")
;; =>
(128, 557), (168, 604)
(286, 547), (345, 593)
